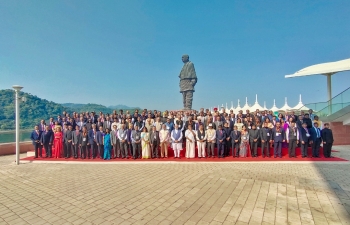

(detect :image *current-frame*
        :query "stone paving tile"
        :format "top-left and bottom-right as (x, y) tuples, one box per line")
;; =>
(0, 147), (350, 225)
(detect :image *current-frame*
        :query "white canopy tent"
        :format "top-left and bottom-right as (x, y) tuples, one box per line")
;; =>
(263, 101), (268, 111)
(230, 101), (235, 112)
(270, 99), (279, 112)
(234, 99), (242, 114)
(241, 97), (250, 112)
(293, 94), (309, 111)
(250, 94), (263, 112)
(279, 97), (291, 112)
(285, 58), (350, 102)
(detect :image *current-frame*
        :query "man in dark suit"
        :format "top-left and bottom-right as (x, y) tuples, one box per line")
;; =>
(38, 120), (46, 132)
(127, 124), (134, 156)
(150, 126), (160, 158)
(131, 125), (141, 159)
(271, 122), (285, 158)
(310, 122), (322, 158)
(96, 126), (104, 159)
(249, 124), (260, 157)
(303, 114), (313, 129)
(223, 122), (232, 156)
(30, 125), (42, 158)
(321, 123), (334, 158)
(260, 122), (272, 157)
(296, 115), (304, 130)
(40, 125), (53, 158)
(299, 122), (312, 158)
(64, 125), (73, 158)
(216, 125), (226, 158)
(72, 125), (81, 159)
(230, 125), (241, 157)
(88, 124), (98, 158)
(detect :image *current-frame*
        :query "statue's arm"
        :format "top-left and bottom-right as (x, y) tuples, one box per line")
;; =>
(188, 63), (197, 85)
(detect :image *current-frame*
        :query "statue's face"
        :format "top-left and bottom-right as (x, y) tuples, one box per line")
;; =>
(182, 55), (189, 63)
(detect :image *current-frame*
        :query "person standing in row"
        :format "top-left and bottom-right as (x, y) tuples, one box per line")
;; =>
(40, 125), (53, 158)
(96, 126), (104, 159)
(239, 126), (249, 157)
(272, 122), (285, 158)
(185, 125), (196, 158)
(64, 125), (73, 159)
(118, 124), (129, 159)
(300, 122), (312, 158)
(171, 124), (183, 158)
(223, 122), (232, 157)
(206, 124), (216, 158)
(159, 124), (169, 158)
(141, 127), (151, 159)
(79, 126), (89, 159)
(53, 127), (63, 158)
(216, 125), (226, 158)
(103, 128), (111, 160)
(150, 126), (160, 158)
(72, 125), (81, 159)
(131, 125), (142, 159)
(110, 125), (119, 158)
(249, 124), (260, 157)
(321, 123), (334, 158)
(260, 122), (271, 158)
(311, 122), (322, 158)
(230, 125), (241, 157)
(196, 124), (207, 158)
(286, 121), (299, 158)
(88, 124), (98, 159)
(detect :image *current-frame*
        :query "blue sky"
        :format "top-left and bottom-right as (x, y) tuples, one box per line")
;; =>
(1, 0), (349, 110)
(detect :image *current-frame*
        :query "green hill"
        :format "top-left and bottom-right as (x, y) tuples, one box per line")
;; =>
(0, 90), (141, 130)
(0, 89), (67, 130)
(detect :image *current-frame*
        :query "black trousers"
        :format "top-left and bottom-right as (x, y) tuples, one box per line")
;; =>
(98, 144), (104, 158)
(224, 140), (230, 156)
(288, 139), (297, 157)
(231, 142), (240, 157)
(312, 138), (321, 157)
(323, 143), (332, 157)
(43, 143), (52, 157)
(91, 142), (98, 158)
(217, 142), (225, 157)
(250, 141), (258, 156)
(65, 141), (72, 158)
(34, 143), (42, 158)
(261, 141), (270, 157)
(301, 143), (308, 157)
(73, 143), (79, 158)
(273, 141), (282, 157)
(151, 140), (159, 158)
(132, 143), (141, 158)
(80, 145), (87, 159)
(128, 143), (133, 156)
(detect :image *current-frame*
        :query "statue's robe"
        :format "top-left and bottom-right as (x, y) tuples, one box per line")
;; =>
(179, 61), (197, 93)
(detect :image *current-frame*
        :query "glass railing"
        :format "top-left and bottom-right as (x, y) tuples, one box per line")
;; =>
(299, 87), (350, 118)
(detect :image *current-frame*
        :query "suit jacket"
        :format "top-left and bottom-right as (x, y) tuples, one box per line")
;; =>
(303, 118), (313, 129)
(248, 129), (260, 141)
(271, 128), (285, 142)
(223, 127), (232, 141)
(299, 127), (311, 143)
(88, 129), (98, 145)
(150, 130), (160, 144)
(127, 129), (133, 143)
(40, 130), (53, 145)
(260, 127), (272, 141)
(110, 130), (119, 145)
(79, 133), (89, 146)
(216, 129), (226, 144)
(64, 130), (73, 143)
(103, 121), (112, 131)
(321, 128), (334, 144)
(96, 131), (104, 145)
(30, 130), (42, 145)
(96, 122), (104, 130)
(72, 130), (81, 145)
(310, 127), (322, 142)
(230, 130), (241, 144)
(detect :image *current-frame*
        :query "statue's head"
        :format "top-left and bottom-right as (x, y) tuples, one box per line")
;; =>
(182, 54), (189, 63)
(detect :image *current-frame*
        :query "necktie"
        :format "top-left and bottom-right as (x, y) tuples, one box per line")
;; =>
(316, 128), (320, 138)
(220, 130), (222, 135)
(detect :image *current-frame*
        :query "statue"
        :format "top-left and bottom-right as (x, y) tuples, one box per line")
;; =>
(179, 54), (197, 110)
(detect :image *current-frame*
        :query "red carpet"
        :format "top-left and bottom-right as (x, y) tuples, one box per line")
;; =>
(21, 147), (347, 162)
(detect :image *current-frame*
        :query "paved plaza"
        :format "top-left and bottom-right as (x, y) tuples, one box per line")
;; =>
(0, 147), (350, 225)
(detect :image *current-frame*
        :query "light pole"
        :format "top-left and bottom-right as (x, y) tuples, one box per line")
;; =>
(12, 85), (23, 165)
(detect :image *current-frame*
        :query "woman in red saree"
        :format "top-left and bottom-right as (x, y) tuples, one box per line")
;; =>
(53, 127), (63, 158)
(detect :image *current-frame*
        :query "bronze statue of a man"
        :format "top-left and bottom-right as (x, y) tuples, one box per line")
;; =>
(179, 54), (197, 110)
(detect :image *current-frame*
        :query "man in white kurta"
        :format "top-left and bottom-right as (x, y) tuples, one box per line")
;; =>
(159, 124), (170, 158)
(171, 124), (183, 158)
(185, 125), (196, 158)
(196, 124), (207, 158)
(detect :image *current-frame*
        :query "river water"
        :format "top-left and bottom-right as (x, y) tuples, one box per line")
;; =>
(0, 131), (32, 143)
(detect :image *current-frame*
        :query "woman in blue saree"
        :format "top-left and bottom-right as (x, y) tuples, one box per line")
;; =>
(103, 128), (111, 160)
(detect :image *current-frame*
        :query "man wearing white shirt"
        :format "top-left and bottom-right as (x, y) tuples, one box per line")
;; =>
(196, 124), (207, 158)
(110, 125), (119, 158)
(171, 124), (183, 159)
(159, 124), (170, 158)
(206, 124), (216, 158)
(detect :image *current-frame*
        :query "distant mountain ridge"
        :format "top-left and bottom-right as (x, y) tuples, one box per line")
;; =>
(0, 89), (141, 130)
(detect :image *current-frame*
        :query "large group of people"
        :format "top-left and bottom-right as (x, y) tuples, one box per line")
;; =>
(30, 107), (334, 160)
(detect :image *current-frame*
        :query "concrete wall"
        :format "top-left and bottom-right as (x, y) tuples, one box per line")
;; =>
(329, 122), (350, 145)
(0, 141), (32, 156)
